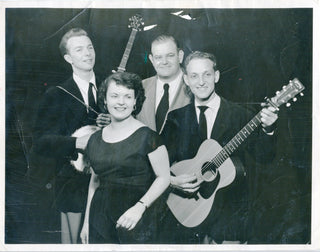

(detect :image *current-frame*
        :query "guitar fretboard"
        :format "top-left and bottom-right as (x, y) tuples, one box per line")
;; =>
(117, 29), (138, 72)
(204, 111), (263, 172)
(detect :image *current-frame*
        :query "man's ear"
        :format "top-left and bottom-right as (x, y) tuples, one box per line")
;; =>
(214, 70), (220, 83)
(178, 50), (184, 64)
(64, 54), (72, 64)
(148, 54), (154, 65)
(183, 74), (190, 87)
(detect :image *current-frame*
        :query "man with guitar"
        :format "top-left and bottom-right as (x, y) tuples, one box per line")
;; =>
(30, 28), (109, 243)
(160, 51), (279, 244)
(137, 34), (191, 134)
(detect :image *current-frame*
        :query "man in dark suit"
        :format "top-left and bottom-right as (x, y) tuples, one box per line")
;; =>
(137, 34), (191, 133)
(160, 51), (279, 244)
(30, 28), (108, 243)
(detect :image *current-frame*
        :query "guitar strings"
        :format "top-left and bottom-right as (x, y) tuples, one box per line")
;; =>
(199, 113), (262, 175)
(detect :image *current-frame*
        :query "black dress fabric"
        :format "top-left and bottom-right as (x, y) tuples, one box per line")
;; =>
(86, 127), (164, 244)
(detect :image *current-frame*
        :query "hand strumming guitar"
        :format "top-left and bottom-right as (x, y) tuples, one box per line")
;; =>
(170, 174), (201, 193)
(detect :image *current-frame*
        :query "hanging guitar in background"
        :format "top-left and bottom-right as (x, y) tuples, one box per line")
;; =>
(71, 14), (145, 172)
(166, 78), (305, 228)
(113, 14), (144, 73)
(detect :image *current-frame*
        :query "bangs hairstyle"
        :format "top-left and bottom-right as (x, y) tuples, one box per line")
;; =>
(59, 28), (89, 56)
(183, 51), (218, 73)
(98, 72), (146, 116)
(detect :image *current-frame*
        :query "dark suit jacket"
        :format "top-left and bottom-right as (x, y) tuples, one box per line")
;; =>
(137, 74), (191, 133)
(161, 96), (277, 242)
(29, 76), (100, 212)
(162, 97), (276, 165)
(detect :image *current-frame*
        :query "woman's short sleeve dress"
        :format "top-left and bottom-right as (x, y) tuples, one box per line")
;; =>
(86, 127), (164, 244)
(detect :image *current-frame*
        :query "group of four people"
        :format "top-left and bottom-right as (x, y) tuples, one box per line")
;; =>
(31, 27), (278, 244)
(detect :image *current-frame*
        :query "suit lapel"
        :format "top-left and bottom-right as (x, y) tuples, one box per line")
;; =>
(170, 78), (190, 112)
(61, 77), (88, 116)
(210, 98), (229, 140)
(186, 103), (200, 135)
(142, 77), (157, 131)
(160, 77), (191, 133)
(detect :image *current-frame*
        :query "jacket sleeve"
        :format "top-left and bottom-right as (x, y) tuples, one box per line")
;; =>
(239, 105), (277, 164)
(32, 87), (77, 159)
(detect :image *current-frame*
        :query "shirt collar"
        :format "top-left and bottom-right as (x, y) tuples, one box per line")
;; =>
(195, 93), (221, 111)
(157, 69), (183, 88)
(73, 72), (96, 90)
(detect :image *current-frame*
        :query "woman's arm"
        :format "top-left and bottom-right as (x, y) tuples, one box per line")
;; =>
(116, 145), (170, 231)
(80, 168), (99, 243)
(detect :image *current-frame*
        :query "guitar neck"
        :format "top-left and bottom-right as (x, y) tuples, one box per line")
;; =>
(117, 28), (138, 72)
(210, 111), (263, 167)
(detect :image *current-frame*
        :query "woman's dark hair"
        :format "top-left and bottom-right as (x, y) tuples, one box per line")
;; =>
(98, 72), (146, 116)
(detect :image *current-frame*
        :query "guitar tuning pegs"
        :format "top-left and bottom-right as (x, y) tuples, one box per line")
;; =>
(300, 92), (304, 96)
(282, 85), (287, 89)
(276, 91), (280, 95)
(293, 97), (297, 102)
(286, 102), (291, 107)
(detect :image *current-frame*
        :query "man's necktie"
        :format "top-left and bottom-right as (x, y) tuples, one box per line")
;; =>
(88, 82), (98, 120)
(156, 83), (169, 133)
(198, 105), (208, 141)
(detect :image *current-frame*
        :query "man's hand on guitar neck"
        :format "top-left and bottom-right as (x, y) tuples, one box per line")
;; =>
(260, 103), (279, 134)
(170, 174), (201, 193)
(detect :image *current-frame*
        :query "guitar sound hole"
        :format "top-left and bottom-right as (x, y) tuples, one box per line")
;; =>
(201, 162), (217, 182)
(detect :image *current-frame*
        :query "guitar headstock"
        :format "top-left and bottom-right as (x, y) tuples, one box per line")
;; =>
(128, 14), (144, 31)
(268, 78), (305, 108)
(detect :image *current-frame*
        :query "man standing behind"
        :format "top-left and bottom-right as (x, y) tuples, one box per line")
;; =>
(137, 35), (191, 133)
(31, 28), (108, 243)
(161, 51), (279, 244)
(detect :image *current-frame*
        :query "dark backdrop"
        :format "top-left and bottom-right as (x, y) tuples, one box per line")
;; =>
(5, 8), (312, 244)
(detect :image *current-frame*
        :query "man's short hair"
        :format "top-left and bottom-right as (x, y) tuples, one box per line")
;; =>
(150, 34), (180, 53)
(59, 28), (89, 56)
(183, 51), (218, 72)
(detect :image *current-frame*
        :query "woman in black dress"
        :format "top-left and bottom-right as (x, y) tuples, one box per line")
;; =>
(79, 72), (170, 244)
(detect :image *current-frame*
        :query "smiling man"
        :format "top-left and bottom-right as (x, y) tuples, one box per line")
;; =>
(30, 28), (108, 244)
(160, 51), (279, 244)
(136, 34), (191, 133)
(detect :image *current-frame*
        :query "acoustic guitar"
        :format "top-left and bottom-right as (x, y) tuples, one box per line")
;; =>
(166, 78), (305, 228)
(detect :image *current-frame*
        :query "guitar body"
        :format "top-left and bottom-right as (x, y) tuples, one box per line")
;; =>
(167, 139), (236, 228)
(166, 78), (305, 228)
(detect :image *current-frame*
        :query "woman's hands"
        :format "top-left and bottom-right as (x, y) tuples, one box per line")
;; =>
(116, 202), (146, 231)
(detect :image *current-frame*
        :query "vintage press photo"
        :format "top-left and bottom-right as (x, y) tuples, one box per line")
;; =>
(1, 0), (319, 251)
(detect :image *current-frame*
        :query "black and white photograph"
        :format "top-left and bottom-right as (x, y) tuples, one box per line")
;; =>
(1, 0), (319, 251)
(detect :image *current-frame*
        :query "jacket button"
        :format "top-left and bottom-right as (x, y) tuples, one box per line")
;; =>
(45, 183), (52, 190)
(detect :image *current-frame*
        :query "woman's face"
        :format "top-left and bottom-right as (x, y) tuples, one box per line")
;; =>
(106, 80), (136, 122)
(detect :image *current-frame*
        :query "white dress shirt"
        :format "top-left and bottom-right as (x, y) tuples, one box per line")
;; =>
(73, 72), (97, 107)
(155, 70), (183, 111)
(195, 93), (221, 139)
